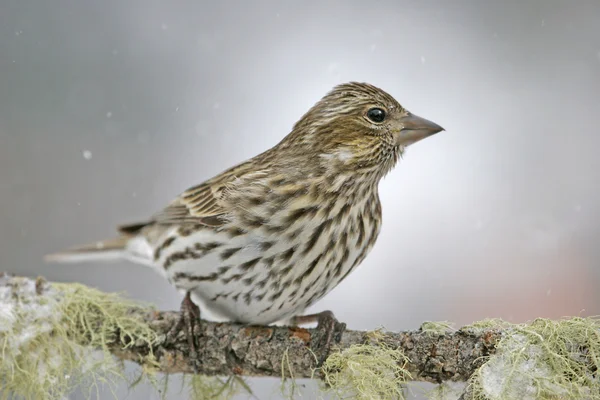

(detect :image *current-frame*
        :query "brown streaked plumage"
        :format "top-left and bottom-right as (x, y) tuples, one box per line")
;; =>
(46, 82), (443, 347)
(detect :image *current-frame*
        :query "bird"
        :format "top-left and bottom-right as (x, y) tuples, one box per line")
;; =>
(46, 82), (443, 364)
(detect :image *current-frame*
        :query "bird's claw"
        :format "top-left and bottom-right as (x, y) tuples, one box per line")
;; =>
(291, 310), (346, 367)
(166, 292), (202, 373)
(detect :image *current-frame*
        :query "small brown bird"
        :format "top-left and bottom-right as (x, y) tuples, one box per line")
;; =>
(46, 82), (443, 360)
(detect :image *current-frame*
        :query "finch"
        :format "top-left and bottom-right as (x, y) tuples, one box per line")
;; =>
(47, 82), (443, 361)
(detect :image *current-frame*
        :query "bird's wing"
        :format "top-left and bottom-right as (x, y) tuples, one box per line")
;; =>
(118, 161), (271, 234)
(150, 182), (228, 227)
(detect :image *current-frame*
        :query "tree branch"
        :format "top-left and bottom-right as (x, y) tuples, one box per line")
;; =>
(0, 273), (499, 383)
(119, 309), (503, 381)
(4, 273), (599, 400)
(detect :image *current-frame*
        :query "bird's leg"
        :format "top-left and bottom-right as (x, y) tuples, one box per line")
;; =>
(166, 291), (201, 373)
(290, 310), (346, 366)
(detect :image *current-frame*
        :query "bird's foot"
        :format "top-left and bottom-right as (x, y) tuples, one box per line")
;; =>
(290, 310), (346, 367)
(166, 291), (202, 373)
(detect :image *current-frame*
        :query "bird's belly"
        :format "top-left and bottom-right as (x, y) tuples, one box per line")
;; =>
(184, 240), (367, 325)
(156, 206), (380, 324)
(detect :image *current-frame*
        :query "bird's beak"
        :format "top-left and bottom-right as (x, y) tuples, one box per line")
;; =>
(395, 113), (444, 146)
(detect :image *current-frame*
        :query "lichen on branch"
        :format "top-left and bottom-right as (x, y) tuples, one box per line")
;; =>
(0, 273), (159, 400)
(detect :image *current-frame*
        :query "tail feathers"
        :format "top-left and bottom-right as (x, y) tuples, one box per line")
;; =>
(45, 237), (129, 264)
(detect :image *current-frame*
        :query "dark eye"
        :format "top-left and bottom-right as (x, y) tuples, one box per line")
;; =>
(366, 107), (386, 123)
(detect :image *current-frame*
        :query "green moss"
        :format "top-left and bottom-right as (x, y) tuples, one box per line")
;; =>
(0, 278), (160, 400)
(321, 332), (411, 400)
(420, 321), (454, 336)
(461, 318), (512, 333)
(470, 317), (600, 400)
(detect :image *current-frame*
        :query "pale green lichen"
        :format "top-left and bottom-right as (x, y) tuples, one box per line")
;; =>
(321, 333), (411, 400)
(460, 318), (513, 333)
(279, 346), (305, 398)
(469, 317), (600, 400)
(0, 277), (160, 400)
(420, 321), (455, 336)
(187, 375), (245, 400)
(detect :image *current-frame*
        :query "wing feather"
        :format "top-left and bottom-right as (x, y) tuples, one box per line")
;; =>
(150, 162), (271, 227)
(151, 185), (226, 227)
(116, 158), (274, 234)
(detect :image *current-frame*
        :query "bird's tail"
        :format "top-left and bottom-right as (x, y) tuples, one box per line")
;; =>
(44, 236), (130, 264)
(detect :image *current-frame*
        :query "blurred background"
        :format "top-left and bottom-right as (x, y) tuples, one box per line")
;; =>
(1, 0), (599, 398)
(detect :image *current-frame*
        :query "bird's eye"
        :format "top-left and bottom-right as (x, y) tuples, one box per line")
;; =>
(366, 107), (386, 123)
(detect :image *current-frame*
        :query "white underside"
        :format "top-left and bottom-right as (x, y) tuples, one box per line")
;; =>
(122, 205), (378, 324)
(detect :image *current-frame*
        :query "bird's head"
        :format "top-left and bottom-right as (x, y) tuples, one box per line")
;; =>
(281, 82), (443, 180)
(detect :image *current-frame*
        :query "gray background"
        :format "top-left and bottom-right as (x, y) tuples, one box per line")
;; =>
(1, 0), (599, 398)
